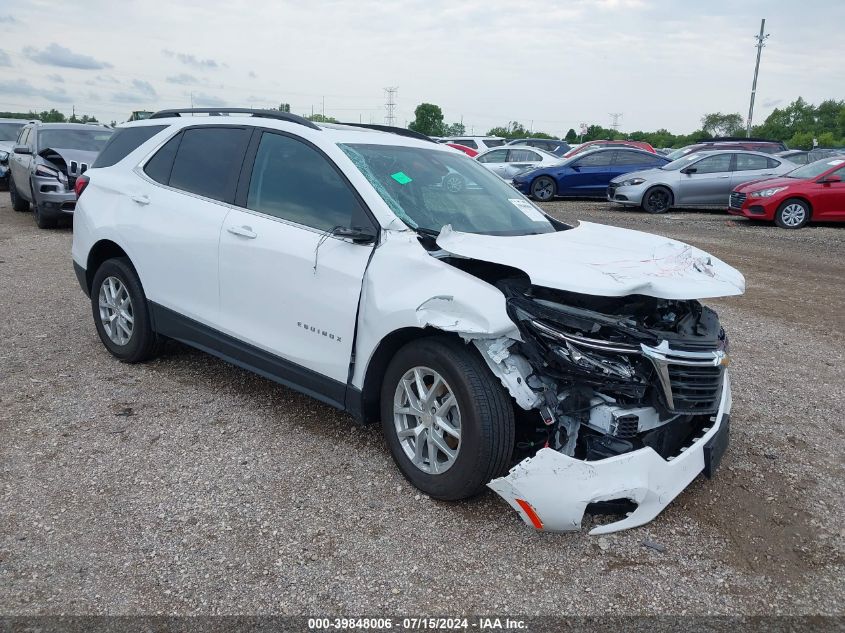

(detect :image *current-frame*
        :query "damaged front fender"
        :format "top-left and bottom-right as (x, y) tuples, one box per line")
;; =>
(488, 374), (732, 535)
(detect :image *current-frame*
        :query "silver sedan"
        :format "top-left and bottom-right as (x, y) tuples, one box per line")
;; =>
(475, 146), (559, 180)
(608, 150), (796, 213)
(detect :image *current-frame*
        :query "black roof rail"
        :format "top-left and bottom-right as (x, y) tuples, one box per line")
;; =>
(334, 122), (435, 143)
(148, 108), (320, 130)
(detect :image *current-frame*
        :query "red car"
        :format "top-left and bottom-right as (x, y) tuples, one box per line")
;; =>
(446, 143), (479, 157)
(728, 157), (845, 228)
(564, 139), (654, 158)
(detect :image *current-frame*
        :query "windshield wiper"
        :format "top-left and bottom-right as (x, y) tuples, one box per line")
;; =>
(414, 226), (442, 238)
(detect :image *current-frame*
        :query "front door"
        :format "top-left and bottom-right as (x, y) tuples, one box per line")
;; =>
(218, 131), (376, 386)
(812, 166), (845, 219)
(677, 153), (733, 205)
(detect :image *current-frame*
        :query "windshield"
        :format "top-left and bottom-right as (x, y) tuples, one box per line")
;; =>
(665, 146), (697, 161)
(661, 153), (703, 170)
(0, 122), (24, 142)
(785, 158), (845, 179)
(38, 128), (113, 152)
(339, 143), (556, 236)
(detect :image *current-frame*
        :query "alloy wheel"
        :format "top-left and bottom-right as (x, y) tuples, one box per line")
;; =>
(98, 276), (134, 345)
(532, 177), (554, 201)
(393, 366), (462, 474)
(780, 203), (806, 227)
(646, 189), (670, 212)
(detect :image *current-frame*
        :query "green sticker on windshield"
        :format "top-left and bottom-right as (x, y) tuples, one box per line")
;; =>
(391, 171), (413, 185)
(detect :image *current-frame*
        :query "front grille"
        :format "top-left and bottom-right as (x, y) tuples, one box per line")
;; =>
(641, 342), (726, 415)
(667, 364), (723, 414)
(612, 414), (640, 438)
(729, 191), (746, 209)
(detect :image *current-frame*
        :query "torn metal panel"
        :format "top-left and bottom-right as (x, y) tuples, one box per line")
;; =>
(473, 338), (542, 410)
(436, 221), (746, 300)
(489, 375), (732, 534)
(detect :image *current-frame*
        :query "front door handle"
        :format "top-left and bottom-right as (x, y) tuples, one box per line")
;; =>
(227, 225), (257, 239)
(130, 194), (150, 205)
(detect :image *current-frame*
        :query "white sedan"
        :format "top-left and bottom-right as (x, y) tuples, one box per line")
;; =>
(475, 146), (559, 180)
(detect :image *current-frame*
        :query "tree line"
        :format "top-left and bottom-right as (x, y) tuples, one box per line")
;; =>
(407, 98), (845, 150)
(0, 109), (101, 124)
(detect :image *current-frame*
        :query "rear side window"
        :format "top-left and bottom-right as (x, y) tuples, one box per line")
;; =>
(508, 149), (539, 162)
(766, 157), (781, 169)
(614, 150), (649, 165)
(456, 139), (477, 149)
(93, 125), (168, 168)
(734, 153), (769, 171)
(484, 139), (505, 147)
(144, 134), (182, 184)
(156, 127), (250, 202)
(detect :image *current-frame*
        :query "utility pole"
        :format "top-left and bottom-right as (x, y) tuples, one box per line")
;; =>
(609, 112), (623, 134)
(321, 96), (325, 119)
(746, 18), (769, 137)
(384, 87), (398, 126)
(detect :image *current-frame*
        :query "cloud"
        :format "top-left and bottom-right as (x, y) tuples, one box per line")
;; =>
(0, 78), (72, 102)
(192, 92), (227, 107)
(131, 79), (157, 97)
(0, 15), (18, 24)
(162, 49), (221, 70)
(0, 49), (10, 66)
(166, 73), (199, 85)
(23, 43), (111, 70)
(248, 70), (257, 78)
(47, 73), (64, 83)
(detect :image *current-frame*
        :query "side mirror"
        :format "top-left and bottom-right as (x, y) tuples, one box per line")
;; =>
(680, 166), (698, 174)
(14, 146), (32, 155)
(820, 175), (842, 184)
(332, 225), (377, 244)
(570, 164), (581, 171)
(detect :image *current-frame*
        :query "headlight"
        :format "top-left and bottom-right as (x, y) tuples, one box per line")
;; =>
(0, 150), (8, 162)
(35, 164), (61, 179)
(749, 186), (787, 198)
(618, 177), (646, 187)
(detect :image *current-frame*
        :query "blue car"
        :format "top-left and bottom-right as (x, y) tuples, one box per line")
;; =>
(512, 147), (670, 201)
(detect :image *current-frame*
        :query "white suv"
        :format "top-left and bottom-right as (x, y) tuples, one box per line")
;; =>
(72, 109), (745, 534)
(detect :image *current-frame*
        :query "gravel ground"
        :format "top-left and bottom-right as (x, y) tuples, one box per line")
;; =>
(0, 195), (843, 616)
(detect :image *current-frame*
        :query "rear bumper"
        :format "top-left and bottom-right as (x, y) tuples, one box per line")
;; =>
(489, 373), (732, 535)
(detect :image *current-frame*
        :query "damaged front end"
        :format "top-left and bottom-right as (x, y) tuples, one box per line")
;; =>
(477, 280), (733, 534)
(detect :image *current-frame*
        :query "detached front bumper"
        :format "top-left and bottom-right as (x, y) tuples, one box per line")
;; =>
(727, 191), (778, 220)
(489, 373), (732, 535)
(32, 176), (77, 217)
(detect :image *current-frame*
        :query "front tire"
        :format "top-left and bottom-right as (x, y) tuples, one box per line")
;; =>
(33, 202), (58, 229)
(775, 198), (810, 229)
(380, 337), (515, 501)
(91, 258), (161, 363)
(530, 176), (557, 201)
(642, 186), (673, 213)
(9, 178), (29, 212)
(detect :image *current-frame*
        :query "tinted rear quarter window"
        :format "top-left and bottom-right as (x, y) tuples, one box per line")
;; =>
(144, 133), (182, 184)
(164, 127), (250, 202)
(93, 125), (168, 168)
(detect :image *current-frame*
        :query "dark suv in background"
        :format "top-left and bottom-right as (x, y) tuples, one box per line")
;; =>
(0, 118), (30, 188)
(666, 137), (787, 161)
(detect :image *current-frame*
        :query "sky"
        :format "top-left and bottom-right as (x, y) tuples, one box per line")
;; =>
(0, 0), (843, 136)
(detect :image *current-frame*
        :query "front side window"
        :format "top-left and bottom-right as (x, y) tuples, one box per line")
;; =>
(691, 154), (732, 174)
(734, 153), (769, 171)
(247, 132), (365, 232)
(573, 151), (611, 167)
(167, 127), (249, 202)
(339, 143), (556, 236)
(37, 128), (113, 152)
(477, 149), (508, 164)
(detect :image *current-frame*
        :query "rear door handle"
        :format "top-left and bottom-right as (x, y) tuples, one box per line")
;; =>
(130, 194), (150, 205)
(227, 225), (257, 239)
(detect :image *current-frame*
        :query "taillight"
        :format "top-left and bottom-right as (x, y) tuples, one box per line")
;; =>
(75, 174), (90, 198)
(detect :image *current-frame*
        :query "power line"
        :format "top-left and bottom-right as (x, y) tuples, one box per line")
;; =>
(384, 87), (398, 126)
(609, 112), (623, 132)
(746, 18), (769, 137)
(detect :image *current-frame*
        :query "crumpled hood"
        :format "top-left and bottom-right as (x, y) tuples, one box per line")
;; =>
(436, 221), (745, 300)
(38, 147), (98, 174)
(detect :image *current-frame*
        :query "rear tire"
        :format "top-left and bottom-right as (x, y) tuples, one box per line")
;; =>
(775, 198), (810, 229)
(642, 186), (673, 214)
(91, 258), (162, 363)
(380, 337), (515, 501)
(530, 176), (557, 201)
(9, 178), (29, 212)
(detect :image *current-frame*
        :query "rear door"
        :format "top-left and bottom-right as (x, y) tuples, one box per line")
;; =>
(218, 130), (377, 388)
(676, 153), (733, 204)
(730, 153), (779, 191)
(133, 125), (252, 326)
(476, 148), (510, 178)
(503, 148), (543, 179)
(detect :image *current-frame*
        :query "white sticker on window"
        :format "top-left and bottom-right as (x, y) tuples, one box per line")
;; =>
(509, 198), (547, 222)
(828, 159), (844, 165)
